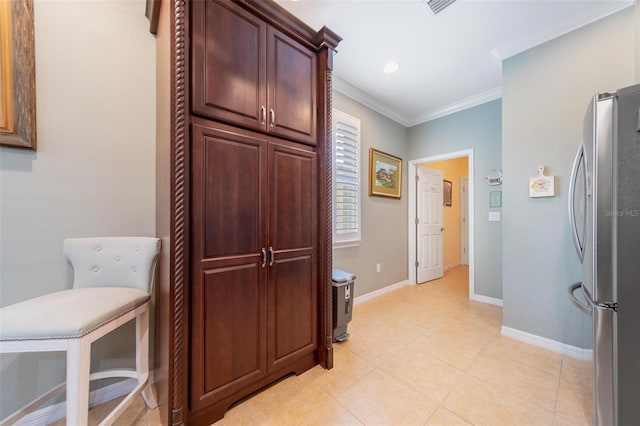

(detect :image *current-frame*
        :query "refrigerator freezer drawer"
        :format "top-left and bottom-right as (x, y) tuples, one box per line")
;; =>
(592, 303), (615, 426)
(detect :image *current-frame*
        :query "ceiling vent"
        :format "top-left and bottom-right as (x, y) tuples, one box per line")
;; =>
(425, 0), (457, 15)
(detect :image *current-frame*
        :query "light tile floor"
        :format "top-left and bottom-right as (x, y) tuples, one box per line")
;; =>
(79, 265), (593, 425)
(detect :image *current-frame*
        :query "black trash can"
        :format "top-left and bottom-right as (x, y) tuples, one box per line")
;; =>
(332, 268), (356, 342)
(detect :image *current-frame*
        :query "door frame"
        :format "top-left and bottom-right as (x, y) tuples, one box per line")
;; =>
(460, 177), (469, 265)
(408, 149), (475, 299)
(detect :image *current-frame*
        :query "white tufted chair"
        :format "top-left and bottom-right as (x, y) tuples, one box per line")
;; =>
(0, 237), (160, 426)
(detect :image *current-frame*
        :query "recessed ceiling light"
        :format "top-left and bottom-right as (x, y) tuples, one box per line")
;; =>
(383, 61), (400, 74)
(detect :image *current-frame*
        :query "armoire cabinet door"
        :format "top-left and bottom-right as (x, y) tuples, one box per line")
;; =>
(191, 1), (317, 146)
(267, 27), (317, 145)
(190, 121), (268, 411)
(191, 0), (267, 132)
(267, 141), (318, 370)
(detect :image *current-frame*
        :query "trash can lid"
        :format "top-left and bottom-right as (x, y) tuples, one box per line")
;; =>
(332, 268), (356, 284)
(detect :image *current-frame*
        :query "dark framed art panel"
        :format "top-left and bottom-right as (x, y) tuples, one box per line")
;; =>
(443, 179), (452, 206)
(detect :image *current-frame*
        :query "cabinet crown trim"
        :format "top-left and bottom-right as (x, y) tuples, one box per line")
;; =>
(243, 0), (341, 49)
(315, 26), (342, 51)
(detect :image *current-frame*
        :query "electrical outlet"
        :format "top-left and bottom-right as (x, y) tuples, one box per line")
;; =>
(376, 263), (381, 273)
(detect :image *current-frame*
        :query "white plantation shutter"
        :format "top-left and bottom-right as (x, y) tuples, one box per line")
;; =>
(333, 109), (361, 247)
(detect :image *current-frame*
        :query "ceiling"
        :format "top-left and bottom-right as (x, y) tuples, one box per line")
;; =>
(275, 0), (635, 127)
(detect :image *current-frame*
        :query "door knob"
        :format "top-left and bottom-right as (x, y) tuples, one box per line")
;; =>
(441, 227), (445, 232)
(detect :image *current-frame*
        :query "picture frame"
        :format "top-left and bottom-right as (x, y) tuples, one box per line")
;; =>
(0, 0), (36, 150)
(145, 0), (162, 35)
(443, 179), (452, 206)
(369, 148), (402, 199)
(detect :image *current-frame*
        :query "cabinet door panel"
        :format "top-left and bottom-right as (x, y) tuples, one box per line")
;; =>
(269, 142), (317, 250)
(268, 28), (317, 145)
(192, 0), (267, 131)
(268, 141), (317, 370)
(193, 122), (266, 259)
(191, 121), (268, 410)
(268, 253), (316, 370)
(191, 263), (266, 408)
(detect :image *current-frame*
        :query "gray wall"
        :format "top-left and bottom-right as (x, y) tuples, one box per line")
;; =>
(502, 6), (638, 347)
(637, 5), (640, 82)
(408, 100), (503, 299)
(0, 0), (155, 418)
(332, 92), (409, 297)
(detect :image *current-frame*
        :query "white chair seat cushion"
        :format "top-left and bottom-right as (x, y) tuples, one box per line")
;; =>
(0, 287), (150, 341)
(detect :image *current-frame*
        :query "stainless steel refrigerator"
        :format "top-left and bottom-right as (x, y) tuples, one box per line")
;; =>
(568, 83), (640, 426)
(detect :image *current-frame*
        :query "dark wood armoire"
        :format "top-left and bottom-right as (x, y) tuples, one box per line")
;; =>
(155, 1), (341, 424)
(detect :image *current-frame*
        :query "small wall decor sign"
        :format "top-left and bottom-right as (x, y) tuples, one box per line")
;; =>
(485, 169), (502, 185)
(369, 148), (402, 199)
(529, 165), (555, 197)
(490, 191), (502, 208)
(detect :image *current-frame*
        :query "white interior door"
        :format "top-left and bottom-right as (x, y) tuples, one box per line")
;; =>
(460, 177), (469, 265)
(416, 166), (444, 283)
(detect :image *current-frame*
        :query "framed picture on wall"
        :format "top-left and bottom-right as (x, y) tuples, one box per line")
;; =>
(0, 0), (36, 150)
(369, 148), (402, 199)
(443, 180), (452, 206)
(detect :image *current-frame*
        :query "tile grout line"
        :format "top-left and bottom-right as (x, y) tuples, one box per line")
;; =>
(552, 356), (568, 423)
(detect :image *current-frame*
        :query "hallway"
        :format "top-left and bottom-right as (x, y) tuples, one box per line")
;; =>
(215, 266), (593, 425)
(82, 266), (593, 425)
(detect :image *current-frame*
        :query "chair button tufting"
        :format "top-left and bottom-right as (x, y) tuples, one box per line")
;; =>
(95, 246), (102, 252)
(115, 256), (121, 262)
(132, 266), (137, 272)
(92, 266), (100, 272)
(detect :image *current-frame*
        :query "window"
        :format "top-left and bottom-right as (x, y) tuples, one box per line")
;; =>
(333, 109), (361, 248)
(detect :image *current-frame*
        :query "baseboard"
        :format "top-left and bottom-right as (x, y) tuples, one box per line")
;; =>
(470, 293), (503, 307)
(444, 262), (461, 272)
(354, 280), (409, 305)
(501, 326), (593, 360)
(15, 378), (136, 426)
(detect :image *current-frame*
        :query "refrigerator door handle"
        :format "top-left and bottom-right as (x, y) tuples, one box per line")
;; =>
(568, 143), (586, 261)
(568, 282), (592, 316)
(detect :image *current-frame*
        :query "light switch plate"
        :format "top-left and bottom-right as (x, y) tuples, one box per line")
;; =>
(488, 211), (501, 222)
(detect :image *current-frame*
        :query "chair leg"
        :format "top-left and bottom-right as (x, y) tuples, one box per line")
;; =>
(137, 305), (158, 409)
(66, 338), (91, 425)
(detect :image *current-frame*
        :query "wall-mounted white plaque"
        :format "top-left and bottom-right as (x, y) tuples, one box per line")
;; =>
(529, 165), (555, 197)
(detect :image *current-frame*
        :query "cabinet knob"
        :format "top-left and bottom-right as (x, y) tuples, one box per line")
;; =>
(269, 246), (274, 266)
(261, 248), (267, 268)
(269, 109), (275, 128)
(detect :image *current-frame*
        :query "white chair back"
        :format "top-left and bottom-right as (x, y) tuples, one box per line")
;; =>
(63, 237), (160, 293)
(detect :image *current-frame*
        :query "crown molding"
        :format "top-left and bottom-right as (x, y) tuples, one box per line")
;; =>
(406, 87), (502, 127)
(334, 76), (502, 128)
(491, 1), (635, 60)
(332, 76), (412, 127)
